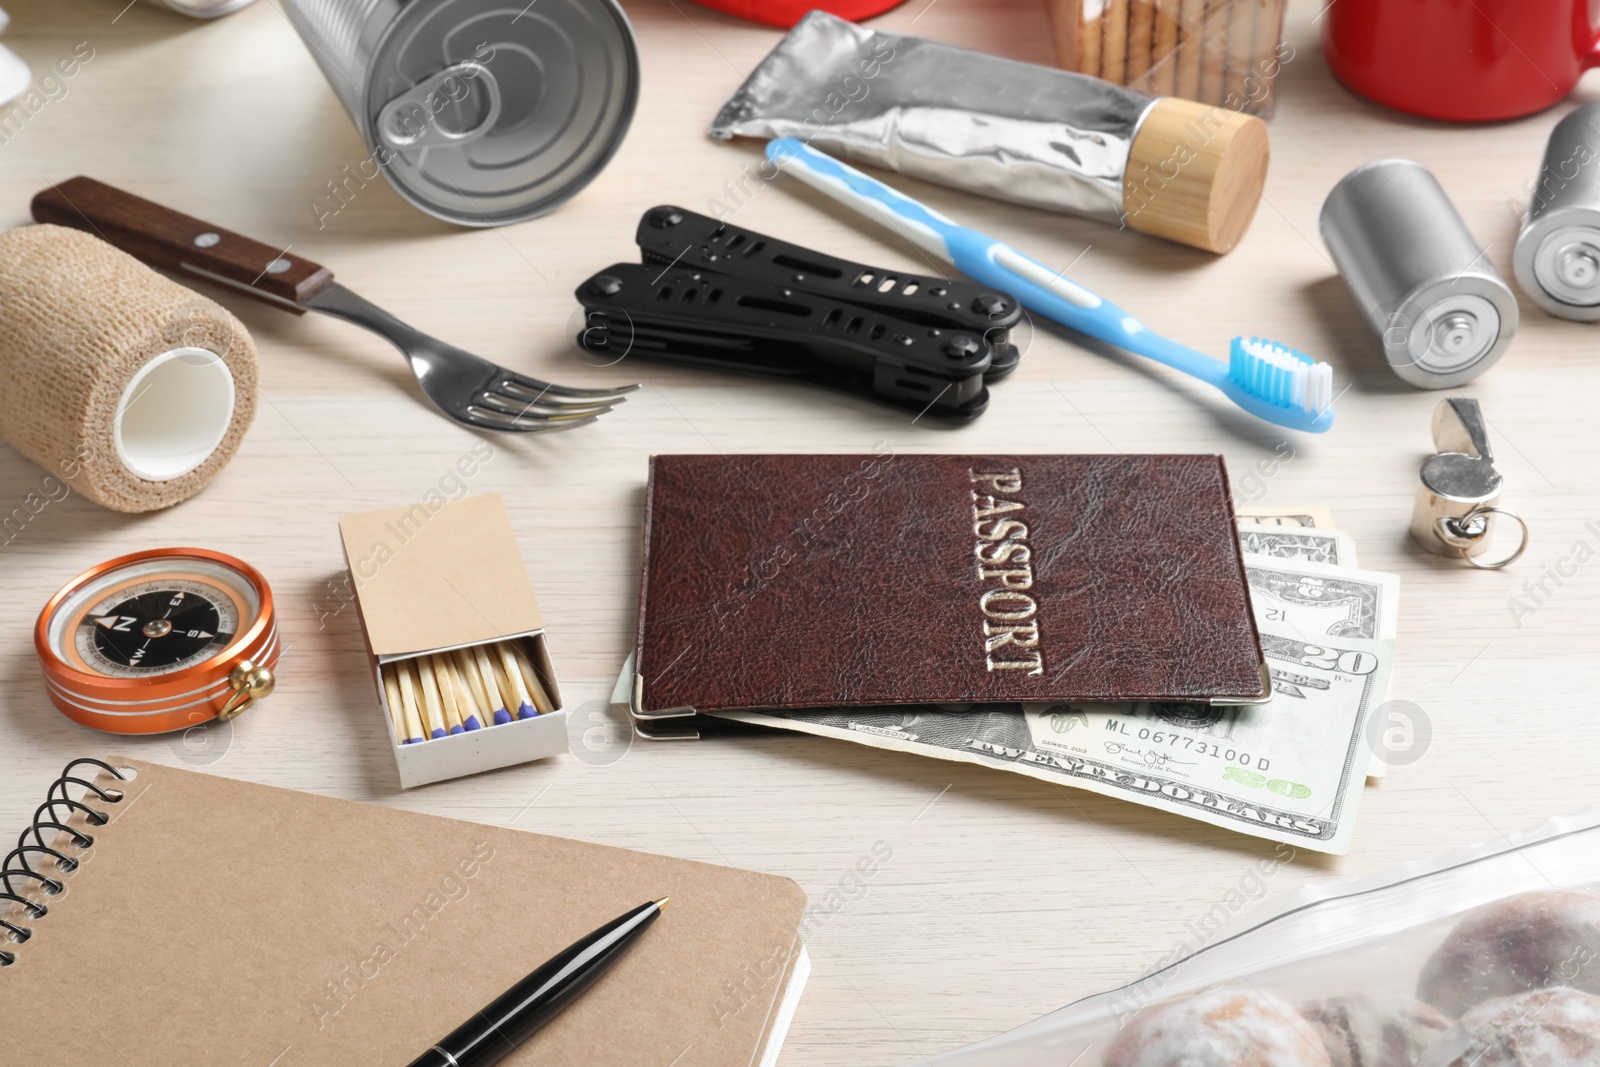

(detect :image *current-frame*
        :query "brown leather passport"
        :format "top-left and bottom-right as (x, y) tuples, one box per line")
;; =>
(635, 454), (1266, 717)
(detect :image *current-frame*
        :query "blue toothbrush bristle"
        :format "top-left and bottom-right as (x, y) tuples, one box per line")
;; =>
(1228, 337), (1333, 415)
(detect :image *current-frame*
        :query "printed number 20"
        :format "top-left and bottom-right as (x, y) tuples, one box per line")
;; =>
(1300, 646), (1378, 675)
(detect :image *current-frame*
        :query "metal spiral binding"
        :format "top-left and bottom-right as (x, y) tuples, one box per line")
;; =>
(0, 759), (129, 966)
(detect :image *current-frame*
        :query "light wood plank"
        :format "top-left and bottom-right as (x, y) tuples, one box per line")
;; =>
(0, 1), (1596, 1064)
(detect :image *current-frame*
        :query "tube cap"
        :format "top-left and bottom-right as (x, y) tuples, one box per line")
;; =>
(1123, 97), (1271, 255)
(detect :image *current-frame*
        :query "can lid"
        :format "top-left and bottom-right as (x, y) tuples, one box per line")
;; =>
(364, 0), (639, 227)
(1514, 211), (1600, 321)
(1403, 294), (1500, 376)
(1386, 282), (1517, 389)
(1531, 224), (1600, 308)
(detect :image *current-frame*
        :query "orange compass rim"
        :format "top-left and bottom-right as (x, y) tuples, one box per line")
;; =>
(35, 547), (278, 733)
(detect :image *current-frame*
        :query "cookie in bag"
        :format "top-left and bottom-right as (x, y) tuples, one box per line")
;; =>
(1419, 891), (1600, 1017)
(1301, 995), (1451, 1067)
(1416, 987), (1600, 1067)
(1106, 986), (1332, 1066)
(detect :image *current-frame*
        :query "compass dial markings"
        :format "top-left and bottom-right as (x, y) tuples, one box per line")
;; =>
(67, 576), (244, 678)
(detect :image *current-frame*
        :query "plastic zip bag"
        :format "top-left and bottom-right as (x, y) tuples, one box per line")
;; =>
(918, 805), (1600, 1065)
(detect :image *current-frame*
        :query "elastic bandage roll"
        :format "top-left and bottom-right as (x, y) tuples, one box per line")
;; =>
(0, 224), (258, 512)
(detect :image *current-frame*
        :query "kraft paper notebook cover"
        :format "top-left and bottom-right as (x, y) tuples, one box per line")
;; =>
(633, 454), (1266, 726)
(0, 758), (811, 1067)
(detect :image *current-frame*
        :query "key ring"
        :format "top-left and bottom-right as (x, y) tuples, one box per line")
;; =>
(1434, 504), (1530, 570)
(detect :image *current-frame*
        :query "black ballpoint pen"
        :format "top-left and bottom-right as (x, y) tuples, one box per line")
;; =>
(406, 897), (669, 1067)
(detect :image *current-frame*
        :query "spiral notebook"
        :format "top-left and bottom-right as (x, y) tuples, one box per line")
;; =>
(0, 758), (811, 1067)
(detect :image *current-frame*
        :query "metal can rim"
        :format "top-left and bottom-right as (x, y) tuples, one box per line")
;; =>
(359, 0), (642, 228)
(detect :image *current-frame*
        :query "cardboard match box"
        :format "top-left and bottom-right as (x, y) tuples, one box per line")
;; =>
(338, 493), (568, 788)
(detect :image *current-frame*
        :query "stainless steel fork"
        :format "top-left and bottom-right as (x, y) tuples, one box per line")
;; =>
(303, 283), (635, 433)
(33, 176), (636, 434)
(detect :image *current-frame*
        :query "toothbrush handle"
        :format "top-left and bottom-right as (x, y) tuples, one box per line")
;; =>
(767, 138), (962, 264)
(959, 240), (1224, 384)
(768, 139), (1222, 384)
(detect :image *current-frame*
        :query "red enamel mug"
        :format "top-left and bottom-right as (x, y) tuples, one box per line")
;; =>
(1324, 0), (1600, 122)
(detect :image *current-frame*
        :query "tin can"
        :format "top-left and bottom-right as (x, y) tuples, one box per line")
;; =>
(282, 0), (639, 227)
(1321, 159), (1517, 390)
(1514, 102), (1600, 321)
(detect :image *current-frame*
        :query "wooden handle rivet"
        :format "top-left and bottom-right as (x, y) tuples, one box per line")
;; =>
(194, 232), (220, 248)
(264, 258), (292, 274)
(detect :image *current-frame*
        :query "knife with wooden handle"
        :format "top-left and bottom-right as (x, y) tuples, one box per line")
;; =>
(32, 175), (332, 313)
(28, 175), (635, 433)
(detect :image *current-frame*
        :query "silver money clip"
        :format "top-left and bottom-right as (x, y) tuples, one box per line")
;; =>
(628, 665), (1274, 739)
(629, 671), (700, 741)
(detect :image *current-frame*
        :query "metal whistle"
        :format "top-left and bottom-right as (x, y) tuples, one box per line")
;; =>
(1409, 399), (1528, 568)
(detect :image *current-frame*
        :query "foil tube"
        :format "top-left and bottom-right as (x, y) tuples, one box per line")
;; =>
(710, 10), (1156, 224)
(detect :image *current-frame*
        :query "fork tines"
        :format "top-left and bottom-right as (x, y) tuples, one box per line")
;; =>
(468, 372), (639, 433)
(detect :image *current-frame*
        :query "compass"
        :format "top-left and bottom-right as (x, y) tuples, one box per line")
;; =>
(36, 548), (279, 735)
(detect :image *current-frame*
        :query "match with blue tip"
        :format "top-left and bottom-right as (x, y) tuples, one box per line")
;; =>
(470, 645), (515, 727)
(510, 642), (554, 717)
(384, 642), (558, 745)
(501, 644), (546, 720)
(386, 663), (430, 750)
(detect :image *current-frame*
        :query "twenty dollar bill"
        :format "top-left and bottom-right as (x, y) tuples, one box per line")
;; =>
(696, 527), (1401, 852)
(715, 618), (1391, 854)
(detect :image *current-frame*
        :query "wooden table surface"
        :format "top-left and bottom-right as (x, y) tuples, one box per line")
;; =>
(3, 0), (1599, 1063)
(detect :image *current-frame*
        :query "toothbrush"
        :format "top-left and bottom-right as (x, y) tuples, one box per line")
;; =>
(765, 138), (1334, 434)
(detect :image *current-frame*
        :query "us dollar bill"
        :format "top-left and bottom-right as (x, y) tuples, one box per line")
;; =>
(1235, 506), (1334, 529)
(1241, 553), (1399, 641)
(694, 543), (1401, 851)
(1238, 524), (1358, 568)
(714, 623), (1389, 853)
